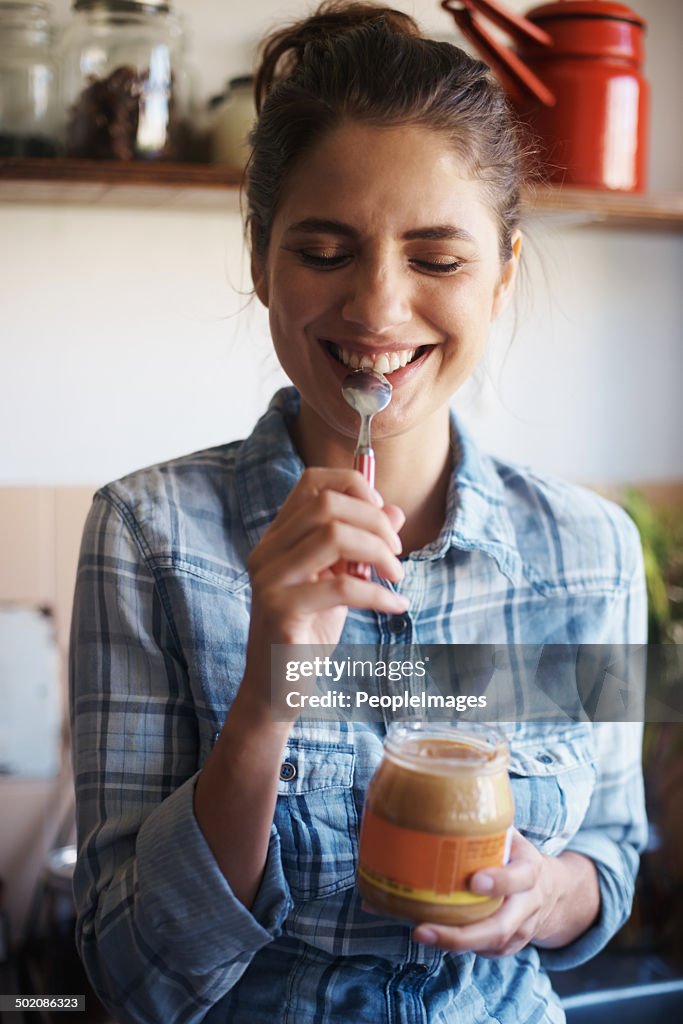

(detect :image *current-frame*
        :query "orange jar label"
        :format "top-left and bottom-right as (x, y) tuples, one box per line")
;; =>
(358, 808), (509, 905)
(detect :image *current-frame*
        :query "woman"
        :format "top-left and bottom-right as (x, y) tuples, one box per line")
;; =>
(69, 4), (647, 1022)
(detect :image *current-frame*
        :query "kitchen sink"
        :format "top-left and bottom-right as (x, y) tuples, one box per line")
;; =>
(562, 979), (683, 1022)
(549, 950), (683, 1023)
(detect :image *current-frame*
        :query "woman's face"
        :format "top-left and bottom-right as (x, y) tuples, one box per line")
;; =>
(252, 121), (521, 447)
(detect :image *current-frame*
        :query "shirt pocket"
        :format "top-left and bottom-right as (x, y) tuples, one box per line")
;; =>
(508, 726), (597, 856)
(273, 739), (359, 901)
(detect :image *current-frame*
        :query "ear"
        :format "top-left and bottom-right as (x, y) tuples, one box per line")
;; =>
(250, 221), (269, 307)
(491, 229), (522, 320)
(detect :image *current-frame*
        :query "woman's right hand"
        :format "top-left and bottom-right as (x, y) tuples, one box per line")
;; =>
(242, 467), (408, 707)
(197, 469), (407, 900)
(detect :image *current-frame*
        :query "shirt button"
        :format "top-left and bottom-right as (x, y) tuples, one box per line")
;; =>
(536, 753), (553, 765)
(388, 614), (409, 634)
(279, 761), (297, 782)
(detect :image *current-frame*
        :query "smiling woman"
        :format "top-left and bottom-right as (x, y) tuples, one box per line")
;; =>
(69, 3), (647, 1024)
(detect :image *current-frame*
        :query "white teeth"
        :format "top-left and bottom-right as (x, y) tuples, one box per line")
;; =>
(330, 344), (418, 373)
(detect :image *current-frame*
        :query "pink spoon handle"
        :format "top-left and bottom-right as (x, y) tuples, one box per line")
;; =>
(348, 449), (375, 580)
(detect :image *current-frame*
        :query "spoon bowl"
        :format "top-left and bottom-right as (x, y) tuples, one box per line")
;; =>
(342, 368), (392, 449)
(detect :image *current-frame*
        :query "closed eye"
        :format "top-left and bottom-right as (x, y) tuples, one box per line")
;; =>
(299, 250), (351, 269)
(411, 258), (464, 275)
(296, 250), (465, 274)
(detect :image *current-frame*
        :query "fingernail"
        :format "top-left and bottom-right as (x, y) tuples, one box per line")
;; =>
(392, 531), (403, 554)
(395, 593), (409, 608)
(372, 489), (384, 507)
(471, 873), (494, 894)
(414, 928), (439, 946)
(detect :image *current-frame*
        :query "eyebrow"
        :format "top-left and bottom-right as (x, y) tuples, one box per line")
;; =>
(285, 218), (477, 245)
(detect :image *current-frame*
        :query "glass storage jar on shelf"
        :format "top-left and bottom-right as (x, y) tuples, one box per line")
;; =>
(0, 1), (59, 157)
(210, 75), (255, 170)
(59, 0), (192, 161)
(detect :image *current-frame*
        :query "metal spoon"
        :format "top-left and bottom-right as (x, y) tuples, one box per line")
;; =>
(341, 368), (393, 579)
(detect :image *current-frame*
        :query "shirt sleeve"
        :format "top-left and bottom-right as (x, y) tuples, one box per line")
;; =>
(537, 720), (647, 970)
(537, 512), (648, 971)
(69, 491), (293, 1023)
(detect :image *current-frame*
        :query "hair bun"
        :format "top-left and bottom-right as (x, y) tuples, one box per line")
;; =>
(254, 1), (420, 112)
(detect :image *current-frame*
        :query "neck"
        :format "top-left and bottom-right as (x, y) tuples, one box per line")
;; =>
(290, 402), (454, 554)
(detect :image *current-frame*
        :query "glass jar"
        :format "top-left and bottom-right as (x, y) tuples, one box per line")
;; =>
(210, 75), (255, 170)
(0, 2), (58, 156)
(59, 0), (191, 161)
(358, 722), (514, 925)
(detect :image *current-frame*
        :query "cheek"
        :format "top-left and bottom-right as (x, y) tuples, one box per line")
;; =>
(438, 281), (495, 345)
(267, 284), (304, 349)
(269, 273), (331, 335)
(267, 286), (321, 379)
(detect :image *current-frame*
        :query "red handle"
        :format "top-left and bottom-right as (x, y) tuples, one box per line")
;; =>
(443, 0), (552, 48)
(441, 1), (556, 107)
(348, 450), (375, 581)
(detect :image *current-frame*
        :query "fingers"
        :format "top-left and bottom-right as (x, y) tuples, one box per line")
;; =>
(383, 503), (406, 534)
(247, 467), (409, 652)
(278, 467), (385, 515)
(469, 859), (539, 901)
(266, 521), (404, 587)
(262, 575), (409, 618)
(258, 487), (403, 568)
(467, 829), (541, 899)
(412, 892), (540, 957)
(411, 833), (546, 957)
(251, 468), (407, 589)
(274, 468), (405, 539)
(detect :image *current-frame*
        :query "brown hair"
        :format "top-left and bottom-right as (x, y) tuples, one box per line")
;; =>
(247, 1), (532, 262)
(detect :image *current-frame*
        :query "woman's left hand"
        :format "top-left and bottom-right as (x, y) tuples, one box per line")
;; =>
(412, 830), (562, 957)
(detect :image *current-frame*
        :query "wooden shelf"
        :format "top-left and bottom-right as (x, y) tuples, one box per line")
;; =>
(526, 185), (683, 232)
(0, 157), (244, 210)
(1, 157), (683, 228)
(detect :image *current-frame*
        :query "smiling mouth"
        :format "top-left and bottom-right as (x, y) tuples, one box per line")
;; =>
(324, 342), (429, 375)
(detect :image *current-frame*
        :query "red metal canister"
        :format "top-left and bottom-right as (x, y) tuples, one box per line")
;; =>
(515, 1), (649, 191)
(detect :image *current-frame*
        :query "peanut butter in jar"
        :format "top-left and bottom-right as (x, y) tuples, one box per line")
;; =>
(358, 722), (514, 925)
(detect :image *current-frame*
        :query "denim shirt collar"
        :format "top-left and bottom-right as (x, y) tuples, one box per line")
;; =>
(441, 416), (524, 583)
(235, 387), (523, 583)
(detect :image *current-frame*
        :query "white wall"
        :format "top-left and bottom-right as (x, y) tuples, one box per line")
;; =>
(1, 0), (682, 487)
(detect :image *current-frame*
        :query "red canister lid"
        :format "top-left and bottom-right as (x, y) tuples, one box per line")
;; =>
(526, 1), (645, 28)
(521, 0), (646, 61)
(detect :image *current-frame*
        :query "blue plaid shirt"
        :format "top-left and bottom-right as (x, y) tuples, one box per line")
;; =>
(70, 388), (647, 1024)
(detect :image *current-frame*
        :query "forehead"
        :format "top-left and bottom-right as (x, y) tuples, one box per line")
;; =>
(275, 121), (497, 243)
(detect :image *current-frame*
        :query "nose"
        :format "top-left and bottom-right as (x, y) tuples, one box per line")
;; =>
(341, 259), (412, 335)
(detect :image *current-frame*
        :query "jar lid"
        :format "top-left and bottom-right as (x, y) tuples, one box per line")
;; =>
(228, 75), (254, 89)
(0, 2), (51, 10)
(0, 2), (52, 33)
(0, 1), (52, 16)
(527, 1), (645, 27)
(73, 0), (171, 13)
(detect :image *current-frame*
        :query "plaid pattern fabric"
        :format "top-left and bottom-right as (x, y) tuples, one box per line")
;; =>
(70, 388), (647, 1024)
